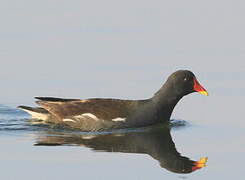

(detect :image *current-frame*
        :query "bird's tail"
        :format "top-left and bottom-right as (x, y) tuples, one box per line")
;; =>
(18, 106), (50, 120)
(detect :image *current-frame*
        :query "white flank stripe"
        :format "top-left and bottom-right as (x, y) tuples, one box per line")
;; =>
(82, 135), (96, 140)
(63, 119), (76, 122)
(82, 113), (99, 120)
(112, 117), (126, 122)
(74, 113), (99, 121)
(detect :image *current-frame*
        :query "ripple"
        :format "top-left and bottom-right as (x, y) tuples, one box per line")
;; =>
(169, 119), (190, 128)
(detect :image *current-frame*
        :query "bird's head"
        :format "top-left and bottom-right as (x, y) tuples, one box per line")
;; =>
(167, 70), (208, 97)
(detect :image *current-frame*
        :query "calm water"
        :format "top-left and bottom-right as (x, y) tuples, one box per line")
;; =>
(1, 0), (245, 179)
(0, 95), (244, 180)
(0, 105), (205, 179)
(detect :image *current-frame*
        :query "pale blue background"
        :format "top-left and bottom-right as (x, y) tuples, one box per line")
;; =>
(0, 0), (244, 104)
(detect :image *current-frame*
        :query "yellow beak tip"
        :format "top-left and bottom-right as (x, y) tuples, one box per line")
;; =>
(195, 157), (208, 168)
(199, 157), (208, 163)
(198, 91), (209, 96)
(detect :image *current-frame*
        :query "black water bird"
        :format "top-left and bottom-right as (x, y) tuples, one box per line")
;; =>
(18, 70), (208, 131)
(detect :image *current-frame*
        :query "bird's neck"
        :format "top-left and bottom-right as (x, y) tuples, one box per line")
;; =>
(152, 83), (183, 121)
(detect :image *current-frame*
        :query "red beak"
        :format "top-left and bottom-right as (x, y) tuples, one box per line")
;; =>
(193, 77), (208, 96)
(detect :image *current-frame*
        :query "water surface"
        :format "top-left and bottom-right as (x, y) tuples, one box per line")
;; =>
(0, 105), (209, 179)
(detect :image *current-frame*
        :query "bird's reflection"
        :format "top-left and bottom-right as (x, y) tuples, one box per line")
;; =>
(34, 125), (207, 174)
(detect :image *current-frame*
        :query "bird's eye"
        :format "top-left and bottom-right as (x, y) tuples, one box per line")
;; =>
(184, 77), (188, 81)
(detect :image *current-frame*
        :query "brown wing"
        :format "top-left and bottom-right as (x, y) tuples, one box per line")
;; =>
(35, 97), (140, 122)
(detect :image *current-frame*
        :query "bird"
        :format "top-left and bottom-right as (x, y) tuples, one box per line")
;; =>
(18, 70), (208, 131)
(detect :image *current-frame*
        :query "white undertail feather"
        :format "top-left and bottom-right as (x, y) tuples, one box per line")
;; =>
(22, 109), (50, 121)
